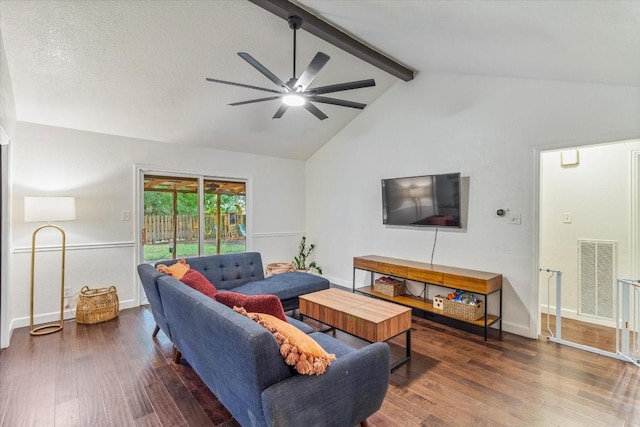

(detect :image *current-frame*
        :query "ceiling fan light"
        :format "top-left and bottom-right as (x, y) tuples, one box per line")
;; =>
(282, 93), (306, 107)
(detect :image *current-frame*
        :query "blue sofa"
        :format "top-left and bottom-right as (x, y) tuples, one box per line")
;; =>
(137, 252), (330, 340)
(147, 263), (391, 426)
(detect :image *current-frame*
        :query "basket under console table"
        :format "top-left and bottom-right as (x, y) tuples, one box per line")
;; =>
(352, 255), (503, 340)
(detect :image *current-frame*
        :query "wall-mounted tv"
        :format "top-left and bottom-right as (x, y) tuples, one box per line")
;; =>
(382, 173), (461, 228)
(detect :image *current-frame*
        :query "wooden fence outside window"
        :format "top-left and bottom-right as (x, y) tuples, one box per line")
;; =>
(143, 214), (245, 244)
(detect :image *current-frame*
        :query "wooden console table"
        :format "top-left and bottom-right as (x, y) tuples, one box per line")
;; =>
(353, 255), (502, 340)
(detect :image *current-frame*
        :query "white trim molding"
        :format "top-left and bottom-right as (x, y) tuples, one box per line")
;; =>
(12, 241), (135, 254)
(252, 231), (305, 239)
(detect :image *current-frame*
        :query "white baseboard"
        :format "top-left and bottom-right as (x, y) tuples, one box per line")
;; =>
(9, 298), (137, 330)
(501, 321), (531, 337)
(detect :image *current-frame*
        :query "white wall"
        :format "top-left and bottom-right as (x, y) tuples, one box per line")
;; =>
(7, 122), (306, 337)
(539, 141), (640, 324)
(0, 28), (17, 348)
(306, 72), (640, 338)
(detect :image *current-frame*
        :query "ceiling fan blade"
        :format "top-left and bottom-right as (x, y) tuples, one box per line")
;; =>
(273, 104), (288, 119)
(238, 52), (288, 90)
(295, 52), (330, 91)
(229, 96), (281, 106)
(304, 102), (328, 120)
(206, 78), (283, 94)
(308, 96), (366, 110)
(309, 79), (376, 95)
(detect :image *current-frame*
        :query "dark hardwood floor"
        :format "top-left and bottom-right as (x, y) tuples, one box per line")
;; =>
(1, 306), (639, 426)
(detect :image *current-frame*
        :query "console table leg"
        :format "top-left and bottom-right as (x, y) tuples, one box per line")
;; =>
(484, 305), (488, 341)
(500, 289), (503, 337)
(352, 267), (356, 293)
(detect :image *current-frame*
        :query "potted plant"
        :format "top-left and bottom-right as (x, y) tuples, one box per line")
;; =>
(292, 236), (322, 275)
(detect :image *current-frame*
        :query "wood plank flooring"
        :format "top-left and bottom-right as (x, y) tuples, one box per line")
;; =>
(1, 306), (639, 426)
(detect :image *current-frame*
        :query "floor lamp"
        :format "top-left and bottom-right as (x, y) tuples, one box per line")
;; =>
(24, 196), (76, 336)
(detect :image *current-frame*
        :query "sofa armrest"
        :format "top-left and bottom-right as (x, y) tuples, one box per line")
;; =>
(261, 342), (390, 426)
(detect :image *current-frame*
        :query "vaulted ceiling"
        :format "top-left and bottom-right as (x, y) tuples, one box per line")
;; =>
(1, 1), (639, 160)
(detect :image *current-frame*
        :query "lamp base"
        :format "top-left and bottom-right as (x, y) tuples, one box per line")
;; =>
(30, 322), (63, 336)
(30, 223), (67, 338)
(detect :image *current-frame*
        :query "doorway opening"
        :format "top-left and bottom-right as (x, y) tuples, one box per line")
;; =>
(538, 140), (640, 354)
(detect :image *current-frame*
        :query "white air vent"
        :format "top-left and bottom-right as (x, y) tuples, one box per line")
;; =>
(578, 240), (616, 319)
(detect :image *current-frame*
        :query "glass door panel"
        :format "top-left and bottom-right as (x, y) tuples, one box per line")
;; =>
(175, 189), (199, 259)
(204, 179), (246, 254)
(143, 175), (199, 262)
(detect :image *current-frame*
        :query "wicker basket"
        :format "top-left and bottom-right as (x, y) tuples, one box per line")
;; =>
(265, 262), (295, 277)
(374, 277), (405, 297)
(442, 299), (484, 321)
(76, 285), (119, 324)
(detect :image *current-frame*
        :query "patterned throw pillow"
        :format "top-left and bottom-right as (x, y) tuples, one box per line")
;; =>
(214, 292), (287, 322)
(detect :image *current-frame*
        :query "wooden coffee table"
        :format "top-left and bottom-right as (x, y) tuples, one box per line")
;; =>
(299, 288), (412, 370)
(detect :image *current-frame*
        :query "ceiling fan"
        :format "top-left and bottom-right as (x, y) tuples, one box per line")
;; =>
(206, 15), (376, 120)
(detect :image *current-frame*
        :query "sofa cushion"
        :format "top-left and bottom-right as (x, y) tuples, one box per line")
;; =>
(308, 332), (358, 358)
(232, 272), (329, 301)
(215, 292), (287, 322)
(235, 307), (336, 375)
(285, 316), (313, 334)
(156, 259), (190, 279)
(168, 252), (265, 290)
(181, 269), (218, 299)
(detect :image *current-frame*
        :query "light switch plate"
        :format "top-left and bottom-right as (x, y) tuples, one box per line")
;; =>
(508, 213), (521, 225)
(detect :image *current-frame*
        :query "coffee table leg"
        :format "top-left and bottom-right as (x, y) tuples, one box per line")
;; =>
(389, 329), (411, 371)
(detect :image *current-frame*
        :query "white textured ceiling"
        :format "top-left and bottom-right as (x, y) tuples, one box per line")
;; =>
(1, 1), (639, 160)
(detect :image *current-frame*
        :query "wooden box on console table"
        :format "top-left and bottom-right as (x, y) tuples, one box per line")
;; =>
(353, 255), (502, 340)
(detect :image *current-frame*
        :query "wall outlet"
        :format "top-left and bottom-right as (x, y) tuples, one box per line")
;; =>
(122, 210), (131, 221)
(508, 213), (521, 225)
(64, 287), (73, 298)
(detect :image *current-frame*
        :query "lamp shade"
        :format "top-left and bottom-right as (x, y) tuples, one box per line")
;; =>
(24, 197), (76, 222)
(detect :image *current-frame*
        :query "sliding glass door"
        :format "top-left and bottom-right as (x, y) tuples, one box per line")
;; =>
(142, 174), (245, 262)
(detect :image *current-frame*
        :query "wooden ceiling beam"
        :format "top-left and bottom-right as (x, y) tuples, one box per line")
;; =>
(247, 0), (415, 81)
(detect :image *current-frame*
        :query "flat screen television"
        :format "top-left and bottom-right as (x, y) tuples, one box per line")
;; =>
(382, 173), (461, 228)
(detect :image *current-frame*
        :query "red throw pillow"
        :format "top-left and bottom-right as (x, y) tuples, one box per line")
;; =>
(214, 292), (287, 322)
(180, 269), (218, 299)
